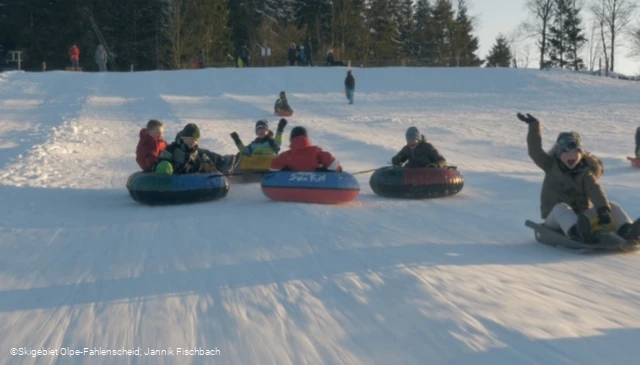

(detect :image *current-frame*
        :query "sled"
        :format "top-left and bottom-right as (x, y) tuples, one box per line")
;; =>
(626, 156), (640, 168)
(525, 220), (640, 253)
(275, 110), (293, 117)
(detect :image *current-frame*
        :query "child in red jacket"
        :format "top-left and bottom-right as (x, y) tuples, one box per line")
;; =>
(270, 126), (342, 172)
(136, 119), (167, 171)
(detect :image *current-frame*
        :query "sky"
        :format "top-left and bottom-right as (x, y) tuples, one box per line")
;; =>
(467, 0), (639, 75)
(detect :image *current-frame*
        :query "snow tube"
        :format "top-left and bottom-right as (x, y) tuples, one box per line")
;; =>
(261, 171), (360, 204)
(275, 110), (293, 117)
(126, 171), (229, 205)
(627, 156), (640, 168)
(369, 166), (464, 199)
(229, 155), (276, 183)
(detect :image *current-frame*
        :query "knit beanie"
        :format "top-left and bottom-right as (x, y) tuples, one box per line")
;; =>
(555, 131), (583, 155)
(181, 123), (200, 140)
(290, 126), (307, 141)
(405, 126), (420, 141)
(255, 119), (268, 131)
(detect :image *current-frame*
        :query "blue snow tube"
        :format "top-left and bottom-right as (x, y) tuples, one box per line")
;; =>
(126, 172), (230, 205)
(261, 171), (360, 204)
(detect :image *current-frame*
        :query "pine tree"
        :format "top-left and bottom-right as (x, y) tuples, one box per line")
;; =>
(485, 34), (512, 67)
(431, 0), (456, 66)
(397, 0), (415, 57)
(413, 0), (436, 64)
(367, 0), (403, 60)
(565, 0), (586, 70)
(452, 0), (482, 66)
(546, 0), (585, 69)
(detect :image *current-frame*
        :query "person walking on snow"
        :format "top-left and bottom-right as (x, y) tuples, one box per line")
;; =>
(517, 112), (640, 243)
(69, 43), (80, 70)
(344, 70), (355, 104)
(95, 45), (107, 72)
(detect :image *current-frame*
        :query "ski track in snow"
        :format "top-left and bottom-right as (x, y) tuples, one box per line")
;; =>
(0, 68), (640, 365)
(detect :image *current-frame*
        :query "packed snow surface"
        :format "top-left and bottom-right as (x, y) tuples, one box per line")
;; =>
(1, 67), (640, 365)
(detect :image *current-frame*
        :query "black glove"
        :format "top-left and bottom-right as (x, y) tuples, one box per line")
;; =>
(230, 132), (241, 144)
(516, 113), (539, 124)
(597, 206), (612, 225)
(277, 118), (287, 132)
(391, 157), (402, 167)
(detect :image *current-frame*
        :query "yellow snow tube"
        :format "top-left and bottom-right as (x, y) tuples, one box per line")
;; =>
(238, 155), (275, 170)
(590, 217), (616, 233)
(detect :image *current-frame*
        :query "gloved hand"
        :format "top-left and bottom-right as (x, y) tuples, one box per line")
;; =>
(516, 113), (539, 124)
(230, 132), (241, 144)
(391, 157), (401, 167)
(426, 163), (438, 168)
(277, 118), (287, 132)
(597, 206), (612, 226)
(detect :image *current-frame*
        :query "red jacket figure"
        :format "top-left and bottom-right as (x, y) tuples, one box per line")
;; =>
(270, 126), (342, 172)
(136, 120), (167, 171)
(69, 45), (80, 61)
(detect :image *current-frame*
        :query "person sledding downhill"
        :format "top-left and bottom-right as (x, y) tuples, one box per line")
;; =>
(391, 127), (447, 168)
(158, 123), (229, 174)
(230, 119), (287, 157)
(518, 112), (640, 244)
(274, 91), (293, 116)
(269, 126), (342, 172)
(136, 119), (168, 172)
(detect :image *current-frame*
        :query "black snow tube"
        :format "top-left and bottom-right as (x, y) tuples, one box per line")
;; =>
(369, 166), (464, 199)
(126, 171), (230, 205)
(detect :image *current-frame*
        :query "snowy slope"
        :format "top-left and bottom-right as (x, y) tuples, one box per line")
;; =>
(1, 67), (640, 365)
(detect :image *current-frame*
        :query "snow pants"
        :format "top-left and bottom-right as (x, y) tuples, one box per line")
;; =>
(544, 202), (632, 235)
(346, 88), (354, 104)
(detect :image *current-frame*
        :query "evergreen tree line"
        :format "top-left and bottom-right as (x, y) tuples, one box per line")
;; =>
(0, 0), (488, 71)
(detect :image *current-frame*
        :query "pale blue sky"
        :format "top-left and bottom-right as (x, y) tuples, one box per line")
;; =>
(468, 0), (639, 75)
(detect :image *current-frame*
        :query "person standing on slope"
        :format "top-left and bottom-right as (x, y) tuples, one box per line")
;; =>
(344, 70), (355, 105)
(69, 43), (80, 70)
(517, 112), (640, 242)
(95, 45), (107, 72)
(269, 126), (342, 172)
(391, 127), (447, 168)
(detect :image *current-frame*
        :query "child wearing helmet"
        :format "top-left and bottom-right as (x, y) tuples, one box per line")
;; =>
(230, 118), (287, 156)
(517, 112), (640, 243)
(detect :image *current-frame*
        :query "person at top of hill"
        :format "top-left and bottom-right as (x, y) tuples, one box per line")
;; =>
(391, 127), (447, 168)
(635, 127), (640, 159)
(269, 126), (342, 172)
(230, 118), (287, 156)
(517, 112), (640, 242)
(136, 119), (168, 172)
(69, 43), (80, 69)
(274, 91), (292, 113)
(158, 123), (228, 174)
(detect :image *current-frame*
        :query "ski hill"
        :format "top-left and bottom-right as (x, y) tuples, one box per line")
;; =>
(1, 66), (640, 365)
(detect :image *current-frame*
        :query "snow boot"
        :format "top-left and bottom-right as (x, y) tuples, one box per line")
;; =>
(617, 218), (640, 240)
(568, 214), (598, 243)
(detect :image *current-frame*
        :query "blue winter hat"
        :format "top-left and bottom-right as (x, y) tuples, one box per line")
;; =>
(255, 119), (268, 130)
(555, 131), (583, 154)
(406, 126), (420, 141)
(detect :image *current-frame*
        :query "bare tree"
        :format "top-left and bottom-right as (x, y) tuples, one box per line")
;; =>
(591, 0), (639, 71)
(509, 24), (534, 68)
(585, 19), (603, 70)
(525, 0), (555, 69)
(630, 24), (640, 57)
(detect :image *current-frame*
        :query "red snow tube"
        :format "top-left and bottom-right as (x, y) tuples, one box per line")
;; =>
(369, 166), (464, 199)
(627, 157), (640, 168)
(261, 171), (360, 204)
(275, 110), (293, 117)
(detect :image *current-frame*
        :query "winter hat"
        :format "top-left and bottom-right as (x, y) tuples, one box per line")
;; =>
(155, 161), (174, 175)
(405, 126), (420, 141)
(255, 119), (268, 131)
(555, 131), (583, 154)
(290, 126), (307, 140)
(181, 123), (200, 140)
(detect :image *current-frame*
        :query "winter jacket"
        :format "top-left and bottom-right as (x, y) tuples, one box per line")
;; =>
(69, 46), (80, 61)
(234, 130), (283, 156)
(635, 128), (640, 157)
(270, 136), (342, 172)
(158, 137), (225, 174)
(391, 137), (447, 168)
(288, 47), (297, 64)
(274, 97), (291, 112)
(95, 46), (107, 64)
(345, 74), (355, 89)
(527, 121), (608, 219)
(136, 129), (167, 171)
(304, 39), (312, 57)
